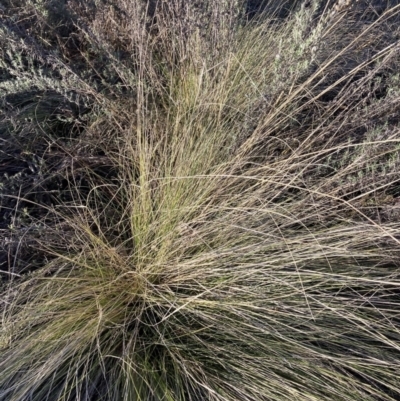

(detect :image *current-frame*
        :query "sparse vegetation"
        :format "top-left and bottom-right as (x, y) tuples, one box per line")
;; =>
(1, 0), (400, 400)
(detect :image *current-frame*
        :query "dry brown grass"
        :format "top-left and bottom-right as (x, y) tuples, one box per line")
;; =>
(1, 1), (400, 400)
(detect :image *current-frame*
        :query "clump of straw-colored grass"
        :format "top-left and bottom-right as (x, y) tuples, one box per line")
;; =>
(1, 1), (400, 400)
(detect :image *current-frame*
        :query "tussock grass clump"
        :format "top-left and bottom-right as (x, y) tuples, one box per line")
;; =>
(1, 0), (400, 400)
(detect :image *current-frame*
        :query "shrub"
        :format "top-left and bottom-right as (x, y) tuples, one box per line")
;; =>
(1, 1), (400, 400)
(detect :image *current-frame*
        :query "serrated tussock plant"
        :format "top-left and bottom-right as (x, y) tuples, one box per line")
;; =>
(1, 1), (400, 400)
